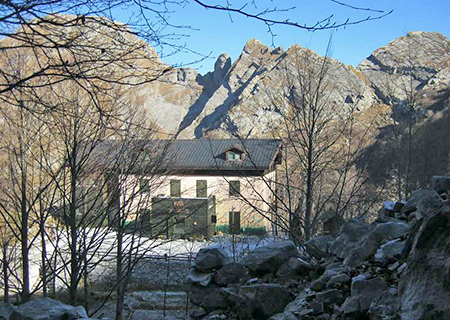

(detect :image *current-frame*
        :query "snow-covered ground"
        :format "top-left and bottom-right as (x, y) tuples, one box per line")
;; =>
(8, 229), (286, 295)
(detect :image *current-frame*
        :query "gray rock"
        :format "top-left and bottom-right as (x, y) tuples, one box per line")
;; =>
(401, 189), (442, 214)
(316, 289), (344, 305)
(310, 301), (324, 315)
(378, 201), (395, 218)
(0, 303), (15, 320)
(188, 285), (229, 311)
(329, 219), (373, 259)
(393, 201), (406, 212)
(276, 257), (313, 281)
(190, 308), (207, 320)
(288, 257), (313, 273)
(368, 292), (399, 320)
(241, 241), (299, 274)
(342, 277), (388, 314)
(431, 175), (450, 193)
(310, 269), (340, 291)
(344, 221), (410, 267)
(194, 246), (228, 272)
(371, 221), (410, 243)
(10, 298), (87, 320)
(326, 273), (351, 289)
(214, 262), (249, 286)
(375, 239), (406, 261)
(324, 261), (343, 271)
(399, 206), (450, 319)
(187, 269), (212, 287)
(310, 278), (328, 292)
(305, 235), (335, 259)
(222, 284), (292, 319)
(276, 262), (301, 282)
(268, 312), (297, 320)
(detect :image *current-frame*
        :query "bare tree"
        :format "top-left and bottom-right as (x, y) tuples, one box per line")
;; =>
(222, 46), (384, 242)
(0, 1), (392, 99)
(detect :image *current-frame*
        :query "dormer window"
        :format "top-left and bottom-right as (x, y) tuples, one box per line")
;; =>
(226, 146), (245, 162)
(227, 151), (241, 161)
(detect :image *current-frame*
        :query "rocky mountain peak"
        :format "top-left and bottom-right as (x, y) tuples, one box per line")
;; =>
(242, 38), (269, 55)
(213, 53), (232, 87)
(358, 31), (450, 104)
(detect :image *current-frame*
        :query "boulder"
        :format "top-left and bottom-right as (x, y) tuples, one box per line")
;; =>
(329, 219), (372, 259)
(368, 292), (399, 320)
(188, 285), (229, 311)
(342, 277), (388, 314)
(399, 205), (450, 319)
(374, 239), (406, 261)
(277, 256), (314, 281)
(326, 273), (351, 289)
(344, 221), (410, 267)
(241, 241), (299, 274)
(214, 262), (249, 286)
(187, 269), (212, 287)
(431, 175), (450, 193)
(401, 190), (442, 214)
(268, 312), (297, 320)
(371, 221), (410, 243)
(315, 289), (344, 305)
(305, 235), (335, 259)
(287, 257), (313, 273)
(310, 269), (340, 291)
(222, 284), (292, 319)
(10, 298), (87, 320)
(393, 201), (406, 212)
(194, 246), (228, 272)
(0, 303), (15, 320)
(378, 201), (395, 217)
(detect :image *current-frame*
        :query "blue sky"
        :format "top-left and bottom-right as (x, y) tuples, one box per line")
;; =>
(117, 0), (449, 74)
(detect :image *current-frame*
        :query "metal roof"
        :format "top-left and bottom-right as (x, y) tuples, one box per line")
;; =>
(164, 139), (281, 171)
(90, 139), (281, 174)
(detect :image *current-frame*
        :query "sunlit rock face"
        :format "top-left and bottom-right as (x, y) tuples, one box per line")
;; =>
(3, 17), (448, 138)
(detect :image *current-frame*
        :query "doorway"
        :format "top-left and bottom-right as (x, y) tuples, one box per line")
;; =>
(229, 211), (241, 234)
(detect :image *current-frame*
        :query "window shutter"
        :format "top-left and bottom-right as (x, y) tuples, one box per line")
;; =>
(170, 180), (181, 197)
(229, 180), (240, 196)
(196, 180), (208, 198)
(140, 179), (150, 193)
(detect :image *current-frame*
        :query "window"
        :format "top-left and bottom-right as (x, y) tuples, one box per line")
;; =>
(229, 180), (240, 196)
(140, 179), (150, 193)
(170, 180), (181, 197)
(196, 180), (208, 198)
(227, 151), (242, 161)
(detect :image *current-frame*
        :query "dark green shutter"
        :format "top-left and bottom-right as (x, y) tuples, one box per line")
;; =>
(196, 180), (207, 198)
(170, 180), (181, 197)
(140, 179), (150, 193)
(229, 180), (240, 196)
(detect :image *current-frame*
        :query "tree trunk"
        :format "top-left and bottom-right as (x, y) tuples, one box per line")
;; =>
(69, 148), (79, 305)
(2, 243), (9, 303)
(20, 139), (30, 303)
(304, 138), (314, 241)
(40, 220), (47, 297)
(115, 226), (124, 320)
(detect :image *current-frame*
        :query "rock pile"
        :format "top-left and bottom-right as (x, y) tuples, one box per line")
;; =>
(188, 175), (450, 320)
(187, 242), (305, 319)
